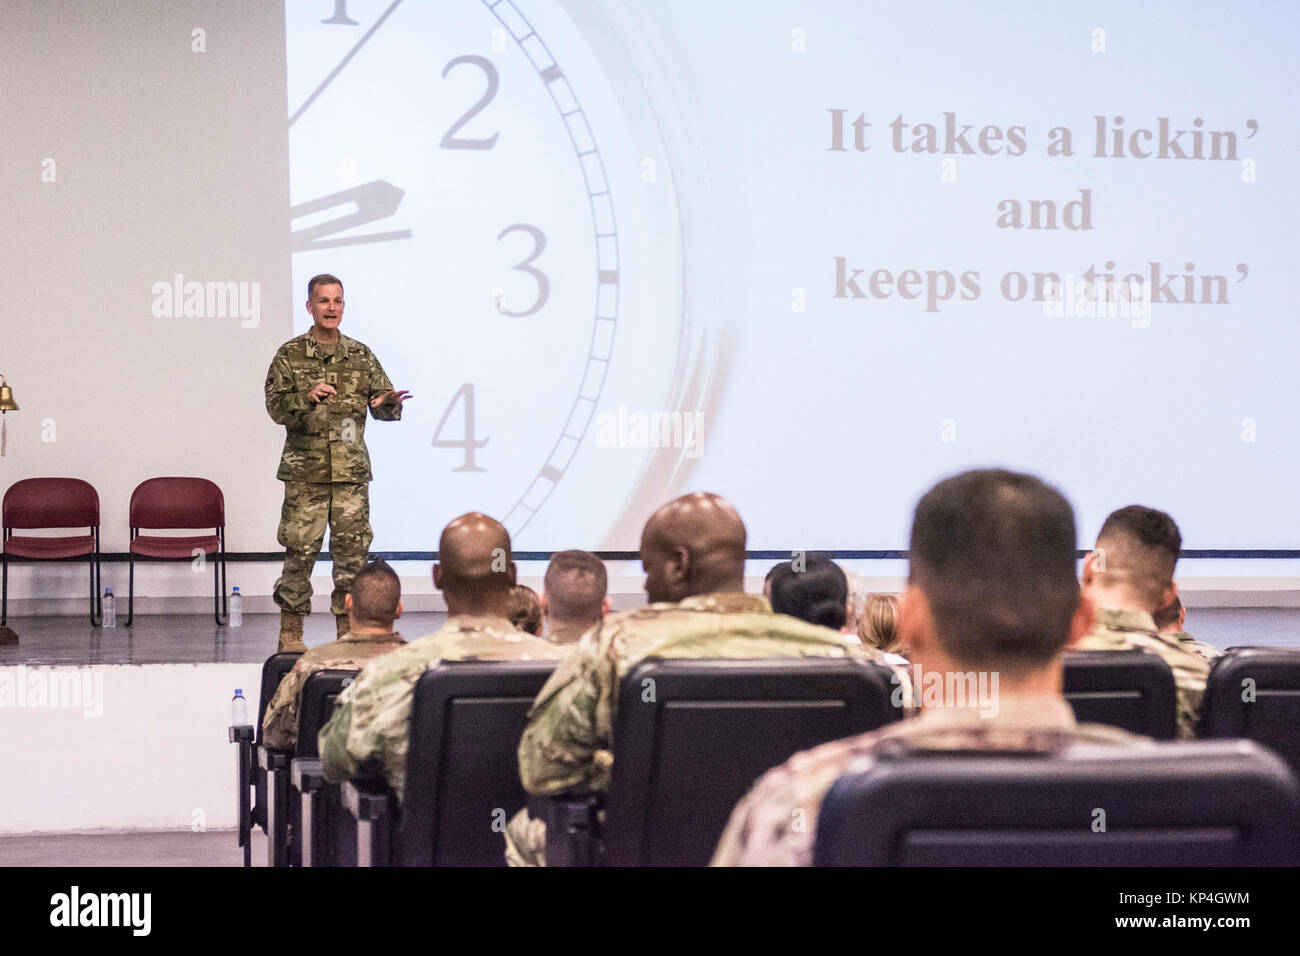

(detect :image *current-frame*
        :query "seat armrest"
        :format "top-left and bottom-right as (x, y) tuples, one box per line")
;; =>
(228, 724), (254, 744)
(342, 780), (396, 866)
(292, 757), (324, 794)
(534, 794), (603, 867)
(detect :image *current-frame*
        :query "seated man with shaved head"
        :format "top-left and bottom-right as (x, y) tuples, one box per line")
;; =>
(711, 469), (1152, 867)
(319, 513), (563, 801)
(1076, 505), (1222, 738)
(262, 558), (407, 752)
(504, 492), (894, 866)
(541, 549), (610, 645)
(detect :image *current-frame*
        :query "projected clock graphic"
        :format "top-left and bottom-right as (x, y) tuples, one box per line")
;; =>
(286, 0), (718, 550)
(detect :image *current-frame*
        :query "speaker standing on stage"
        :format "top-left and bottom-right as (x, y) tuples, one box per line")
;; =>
(264, 273), (411, 652)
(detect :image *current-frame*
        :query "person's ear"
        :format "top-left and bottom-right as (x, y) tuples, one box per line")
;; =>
(845, 600), (855, 629)
(344, 594), (353, 613)
(1081, 550), (1100, 586)
(540, 593), (550, 618)
(506, 561), (518, 587)
(394, 600), (403, 621)
(1064, 589), (1095, 649)
(601, 596), (611, 616)
(432, 563), (443, 590)
(897, 585), (934, 660)
(668, 547), (690, 586)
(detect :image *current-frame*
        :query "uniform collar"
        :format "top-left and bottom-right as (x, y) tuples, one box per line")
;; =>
(338, 629), (403, 644)
(1094, 605), (1158, 636)
(303, 329), (351, 359)
(676, 592), (772, 614)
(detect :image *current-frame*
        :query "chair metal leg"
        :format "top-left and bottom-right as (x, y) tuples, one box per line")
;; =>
(90, 548), (101, 627)
(125, 551), (135, 627)
(214, 534), (227, 625)
(2, 550), (7, 626)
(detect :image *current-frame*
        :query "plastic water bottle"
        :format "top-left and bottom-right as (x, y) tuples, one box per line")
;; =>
(102, 587), (115, 628)
(229, 586), (242, 627)
(231, 688), (248, 726)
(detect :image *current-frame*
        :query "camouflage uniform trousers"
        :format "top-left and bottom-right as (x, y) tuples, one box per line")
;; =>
(273, 480), (372, 617)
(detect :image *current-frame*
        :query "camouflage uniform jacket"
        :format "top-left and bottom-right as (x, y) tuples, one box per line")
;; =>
(318, 615), (565, 802)
(261, 630), (407, 753)
(264, 331), (401, 483)
(711, 695), (1151, 867)
(516, 592), (894, 798)
(1166, 630), (1225, 665)
(1075, 606), (1211, 739)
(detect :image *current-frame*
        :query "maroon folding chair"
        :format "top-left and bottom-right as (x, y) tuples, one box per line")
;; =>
(127, 477), (227, 625)
(2, 477), (102, 626)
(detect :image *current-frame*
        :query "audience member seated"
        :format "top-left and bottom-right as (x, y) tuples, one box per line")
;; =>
(318, 513), (563, 801)
(507, 584), (543, 636)
(857, 593), (908, 664)
(1153, 594), (1223, 664)
(261, 559), (407, 752)
(541, 549), (610, 645)
(504, 492), (896, 866)
(768, 553), (851, 631)
(711, 468), (1152, 866)
(842, 569), (870, 641)
(1076, 506), (1219, 738)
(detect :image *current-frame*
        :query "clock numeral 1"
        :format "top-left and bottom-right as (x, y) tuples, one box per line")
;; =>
(440, 55), (500, 151)
(496, 224), (550, 317)
(432, 383), (489, 472)
(322, 0), (359, 25)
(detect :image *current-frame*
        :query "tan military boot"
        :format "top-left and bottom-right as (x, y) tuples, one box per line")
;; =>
(335, 613), (350, 639)
(278, 611), (308, 654)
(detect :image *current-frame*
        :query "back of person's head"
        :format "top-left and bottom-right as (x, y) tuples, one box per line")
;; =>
(506, 584), (543, 636)
(1090, 505), (1181, 613)
(768, 554), (848, 630)
(433, 512), (517, 616)
(543, 550), (608, 627)
(349, 559), (401, 629)
(843, 570), (870, 628)
(856, 593), (900, 652)
(908, 468), (1081, 676)
(1153, 593), (1183, 632)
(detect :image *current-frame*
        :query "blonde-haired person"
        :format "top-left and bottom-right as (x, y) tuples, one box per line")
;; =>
(857, 593), (907, 664)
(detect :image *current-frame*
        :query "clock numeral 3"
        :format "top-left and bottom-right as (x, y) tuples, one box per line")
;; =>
(432, 382), (489, 472)
(440, 55), (500, 151)
(496, 224), (550, 318)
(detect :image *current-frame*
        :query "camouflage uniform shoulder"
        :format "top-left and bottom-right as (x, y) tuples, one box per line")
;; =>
(274, 331), (312, 358)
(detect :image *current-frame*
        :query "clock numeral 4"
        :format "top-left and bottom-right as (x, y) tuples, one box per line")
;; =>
(496, 224), (550, 317)
(432, 382), (489, 472)
(322, 0), (358, 26)
(441, 55), (500, 151)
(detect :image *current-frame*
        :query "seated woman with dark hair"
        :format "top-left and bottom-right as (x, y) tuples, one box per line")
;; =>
(767, 553), (850, 631)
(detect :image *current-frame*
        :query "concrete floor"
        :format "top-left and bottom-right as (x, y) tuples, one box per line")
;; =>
(0, 829), (268, 867)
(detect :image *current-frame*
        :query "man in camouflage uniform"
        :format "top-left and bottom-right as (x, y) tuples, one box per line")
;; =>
(712, 469), (1153, 867)
(262, 559), (407, 752)
(318, 514), (563, 801)
(1154, 595), (1225, 665)
(541, 549), (610, 645)
(1076, 505), (1220, 738)
(265, 273), (410, 652)
(504, 492), (897, 866)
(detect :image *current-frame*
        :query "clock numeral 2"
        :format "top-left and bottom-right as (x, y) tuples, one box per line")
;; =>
(440, 55), (500, 151)
(496, 224), (550, 318)
(433, 383), (489, 472)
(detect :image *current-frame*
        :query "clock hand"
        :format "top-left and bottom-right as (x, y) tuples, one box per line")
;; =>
(290, 180), (412, 251)
(289, 0), (405, 127)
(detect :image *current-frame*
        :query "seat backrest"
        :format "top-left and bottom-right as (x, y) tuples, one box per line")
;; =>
(129, 477), (224, 530)
(1199, 647), (1300, 775)
(814, 739), (1300, 866)
(295, 669), (358, 758)
(398, 660), (558, 867)
(3, 477), (99, 530)
(603, 656), (902, 866)
(256, 652), (303, 746)
(1063, 650), (1177, 739)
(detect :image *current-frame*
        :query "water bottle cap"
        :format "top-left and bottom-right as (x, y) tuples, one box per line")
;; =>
(105, 587), (113, 594)
(235, 689), (243, 695)
(232, 586), (240, 592)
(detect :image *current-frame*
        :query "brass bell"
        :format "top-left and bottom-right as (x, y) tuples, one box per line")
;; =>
(0, 375), (16, 412)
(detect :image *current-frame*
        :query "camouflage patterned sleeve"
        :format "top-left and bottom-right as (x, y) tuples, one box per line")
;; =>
(261, 664), (306, 753)
(517, 636), (618, 796)
(365, 349), (402, 422)
(265, 350), (312, 426)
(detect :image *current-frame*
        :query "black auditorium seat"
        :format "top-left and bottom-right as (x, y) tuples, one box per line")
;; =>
(1063, 649), (1177, 739)
(1199, 646), (1300, 776)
